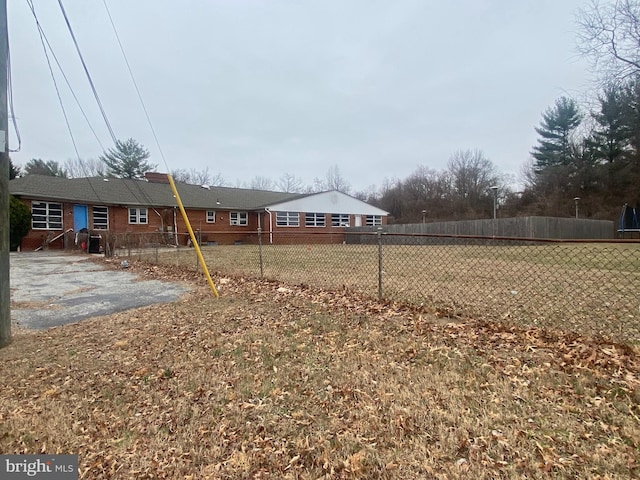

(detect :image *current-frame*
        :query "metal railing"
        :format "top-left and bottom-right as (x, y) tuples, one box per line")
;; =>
(111, 230), (640, 344)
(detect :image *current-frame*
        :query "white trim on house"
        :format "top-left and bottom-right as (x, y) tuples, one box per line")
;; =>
(93, 206), (109, 230)
(230, 211), (248, 226)
(276, 211), (299, 227)
(265, 190), (388, 216)
(261, 190), (388, 244)
(32, 201), (63, 230)
(129, 207), (148, 224)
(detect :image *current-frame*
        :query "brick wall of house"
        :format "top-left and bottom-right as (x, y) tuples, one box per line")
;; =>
(107, 206), (163, 234)
(173, 208), (261, 245)
(261, 212), (335, 244)
(18, 200), (70, 251)
(15, 198), (385, 250)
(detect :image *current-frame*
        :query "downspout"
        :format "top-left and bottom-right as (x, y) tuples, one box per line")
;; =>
(173, 207), (178, 246)
(265, 208), (273, 244)
(152, 208), (164, 232)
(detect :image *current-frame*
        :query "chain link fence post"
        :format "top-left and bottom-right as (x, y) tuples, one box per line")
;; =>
(377, 227), (383, 301)
(258, 227), (264, 278)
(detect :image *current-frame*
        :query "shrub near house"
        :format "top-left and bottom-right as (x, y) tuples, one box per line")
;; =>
(9, 195), (31, 251)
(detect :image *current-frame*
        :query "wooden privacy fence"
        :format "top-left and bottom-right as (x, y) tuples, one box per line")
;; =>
(349, 216), (615, 239)
(118, 230), (639, 344)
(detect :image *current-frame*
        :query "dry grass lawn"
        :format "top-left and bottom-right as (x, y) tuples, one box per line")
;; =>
(153, 243), (640, 343)
(2, 259), (639, 479)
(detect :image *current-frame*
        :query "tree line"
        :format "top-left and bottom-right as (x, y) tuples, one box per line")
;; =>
(370, 1), (640, 222)
(9, 138), (355, 195)
(516, 0), (640, 221)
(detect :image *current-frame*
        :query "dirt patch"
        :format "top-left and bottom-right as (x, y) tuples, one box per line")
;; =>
(10, 301), (63, 310)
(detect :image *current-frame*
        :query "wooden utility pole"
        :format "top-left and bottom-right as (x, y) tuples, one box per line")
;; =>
(0, 0), (10, 348)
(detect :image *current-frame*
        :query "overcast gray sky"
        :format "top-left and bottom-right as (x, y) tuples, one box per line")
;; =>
(8, 1), (592, 192)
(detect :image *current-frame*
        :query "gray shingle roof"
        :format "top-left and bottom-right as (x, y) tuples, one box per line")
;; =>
(9, 175), (299, 210)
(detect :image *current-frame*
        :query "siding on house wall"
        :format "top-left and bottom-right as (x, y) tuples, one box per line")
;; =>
(260, 212), (387, 245)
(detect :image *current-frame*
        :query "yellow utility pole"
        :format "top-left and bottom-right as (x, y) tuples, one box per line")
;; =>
(167, 174), (219, 298)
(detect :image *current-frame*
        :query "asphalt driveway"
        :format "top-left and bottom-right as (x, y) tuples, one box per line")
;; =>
(9, 252), (188, 330)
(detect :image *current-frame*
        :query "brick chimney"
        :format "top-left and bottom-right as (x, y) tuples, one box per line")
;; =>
(144, 172), (170, 184)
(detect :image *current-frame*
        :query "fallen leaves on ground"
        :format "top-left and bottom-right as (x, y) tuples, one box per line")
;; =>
(1, 258), (638, 479)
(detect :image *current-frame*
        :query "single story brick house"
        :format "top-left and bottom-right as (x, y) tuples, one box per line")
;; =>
(9, 173), (388, 251)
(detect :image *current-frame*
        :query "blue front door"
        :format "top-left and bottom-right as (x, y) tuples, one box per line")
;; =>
(73, 205), (88, 231)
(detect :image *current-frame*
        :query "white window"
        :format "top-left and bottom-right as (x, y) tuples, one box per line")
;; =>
(93, 206), (109, 230)
(276, 211), (299, 227)
(331, 213), (350, 227)
(305, 212), (325, 227)
(129, 207), (148, 224)
(366, 215), (382, 226)
(206, 210), (216, 223)
(230, 211), (248, 226)
(32, 202), (63, 230)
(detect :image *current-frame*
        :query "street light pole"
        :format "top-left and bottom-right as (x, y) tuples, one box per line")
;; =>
(490, 186), (498, 220)
(574, 197), (580, 219)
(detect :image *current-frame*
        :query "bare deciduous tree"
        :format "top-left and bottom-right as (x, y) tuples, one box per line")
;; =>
(352, 184), (379, 203)
(447, 149), (499, 202)
(275, 173), (304, 193)
(325, 165), (351, 193)
(64, 158), (106, 178)
(171, 167), (226, 186)
(249, 176), (274, 191)
(208, 172), (226, 187)
(310, 165), (351, 193)
(577, 0), (640, 81)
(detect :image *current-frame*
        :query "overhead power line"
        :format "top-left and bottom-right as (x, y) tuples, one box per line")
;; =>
(7, 40), (21, 152)
(57, 0), (117, 145)
(102, 0), (170, 174)
(27, 0), (105, 203)
(28, 0), (81, 162)
(25, 0), (105, 152)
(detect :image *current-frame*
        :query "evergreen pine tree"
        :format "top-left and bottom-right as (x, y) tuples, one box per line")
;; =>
(589, 85), (632, 164)
(531, 97), (582, 172)
(23, 159), (67, 177)
(100, 138), (157, 179)
(9, 159), (20, 179)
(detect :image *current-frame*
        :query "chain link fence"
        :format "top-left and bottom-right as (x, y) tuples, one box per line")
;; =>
(111, 230), (640, 343)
